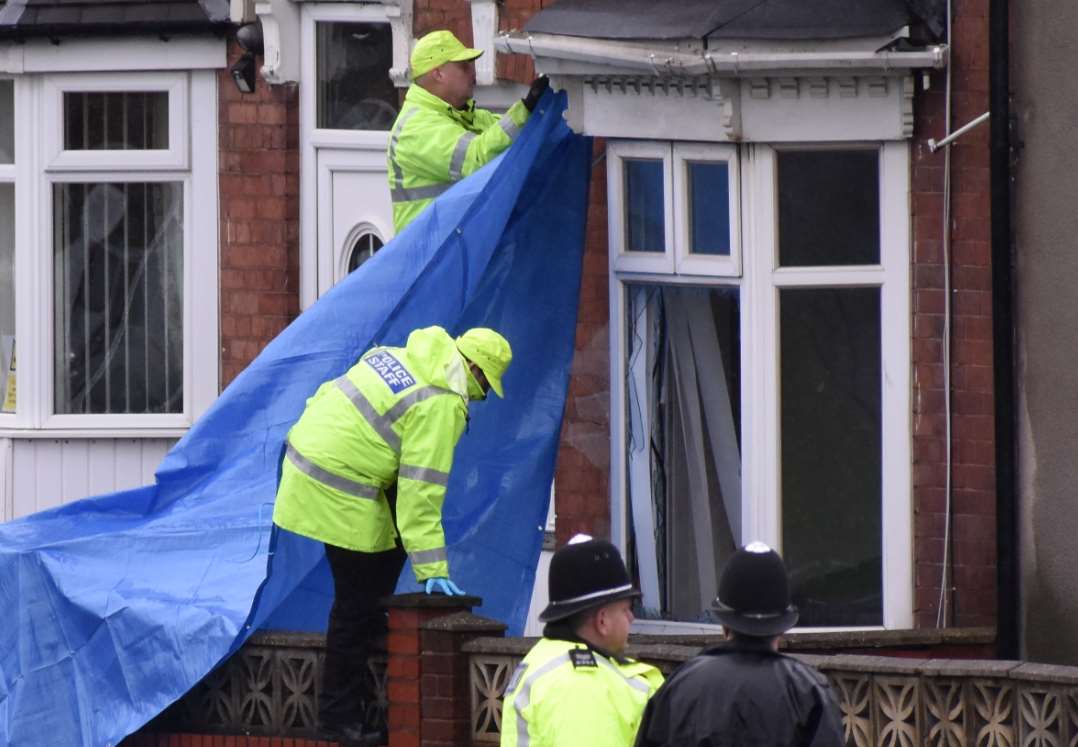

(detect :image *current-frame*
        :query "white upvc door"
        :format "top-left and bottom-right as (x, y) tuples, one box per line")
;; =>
(300, 4), (398, 305)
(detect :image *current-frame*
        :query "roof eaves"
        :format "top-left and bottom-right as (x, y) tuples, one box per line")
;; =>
(0, 19), (233, 41)
(498, 31), (947, 77)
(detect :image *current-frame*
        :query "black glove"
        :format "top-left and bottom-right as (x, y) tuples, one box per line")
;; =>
(522, 75), (550, 112)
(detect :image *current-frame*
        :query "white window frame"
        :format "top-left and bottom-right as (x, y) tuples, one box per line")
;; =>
(0, 75), (21, 428)
(4, 68), (218, 434)
(607, 140), (674, 274)
(43, 72), (189, 172)
(610, 139), (912, 632)
(609, 140), (742, 278)
(673, 143), (741, 276)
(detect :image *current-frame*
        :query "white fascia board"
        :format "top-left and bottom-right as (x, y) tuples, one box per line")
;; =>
(0, 36), (226, 74)
(499, 31), (946, 76)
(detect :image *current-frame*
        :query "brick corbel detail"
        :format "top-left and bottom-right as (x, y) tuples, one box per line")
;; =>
(385, 593), (505, 747)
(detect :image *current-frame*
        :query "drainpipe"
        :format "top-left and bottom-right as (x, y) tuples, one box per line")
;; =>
(989, 0), (1018, 660)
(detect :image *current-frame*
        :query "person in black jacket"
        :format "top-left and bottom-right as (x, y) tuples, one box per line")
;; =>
(634, 542), (845, 747)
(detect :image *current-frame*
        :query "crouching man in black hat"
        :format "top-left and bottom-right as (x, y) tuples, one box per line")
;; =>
(500, 535), (664, 747)
(634, 542), (844, 747)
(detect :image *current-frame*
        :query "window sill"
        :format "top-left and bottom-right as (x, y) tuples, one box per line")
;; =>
(0, 427), (188, 439)
(628, 624), (996, 652)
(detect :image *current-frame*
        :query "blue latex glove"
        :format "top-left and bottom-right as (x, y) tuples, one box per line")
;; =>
(424, 577), (465, 596)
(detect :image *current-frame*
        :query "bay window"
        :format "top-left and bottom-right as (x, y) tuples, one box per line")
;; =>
(2, 67), (218, 431)
(611, 140), (911, 630)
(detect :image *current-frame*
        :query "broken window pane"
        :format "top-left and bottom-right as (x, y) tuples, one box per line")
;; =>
(64, 92), (169, 150)
(687, 161), (730, 256)
(625, 284), (741, 621)
(317, 22), (399, 131)
(778, 149), (879, 266)
(624, 159), (664, 253)
(780, 286), (882, 626)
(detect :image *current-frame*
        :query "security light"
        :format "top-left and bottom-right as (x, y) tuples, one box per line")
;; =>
(230, 52), (257, 94)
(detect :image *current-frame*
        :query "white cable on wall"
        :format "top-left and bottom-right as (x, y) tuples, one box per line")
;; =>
(937, 0), (955, 629)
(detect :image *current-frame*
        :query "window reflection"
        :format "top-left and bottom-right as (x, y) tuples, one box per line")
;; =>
(317, 22), (399, 131)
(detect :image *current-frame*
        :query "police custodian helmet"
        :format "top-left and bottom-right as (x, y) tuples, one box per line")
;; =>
(539, 534), (641, 622)
(712, 541), (799, 637)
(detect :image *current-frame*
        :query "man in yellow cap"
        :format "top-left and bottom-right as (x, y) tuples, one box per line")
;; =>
(386, 29), (549, 232)
(273, 325), (512, 746)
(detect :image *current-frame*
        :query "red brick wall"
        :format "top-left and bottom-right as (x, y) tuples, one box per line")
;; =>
(554, 143), (612, 545)
(910, 1), (995, 628)
(218, 41), (301, 387)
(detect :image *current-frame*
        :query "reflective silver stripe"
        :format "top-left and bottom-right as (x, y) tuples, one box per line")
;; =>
(448, 131), (476, 181)
(513, 653), (571, 747)
(410, 547), (448, 566)
(334, 375), (402, 453)
(399, 464), (450, 487)
(553, 583), (634, 606)
(499, 114), (521, 141)
(388, 107), (420, 189)
(286, 443), (379, 500)
(383, 385), (456, 423)
(390, 182), (453, 204)
(595, 655), (652, 694)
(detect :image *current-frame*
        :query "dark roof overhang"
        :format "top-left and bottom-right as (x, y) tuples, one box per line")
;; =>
(0, 0), (233, 41)
(523, 0), (945, 45)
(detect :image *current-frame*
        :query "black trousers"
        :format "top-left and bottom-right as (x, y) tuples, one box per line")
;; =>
(319, 540), (407, 728)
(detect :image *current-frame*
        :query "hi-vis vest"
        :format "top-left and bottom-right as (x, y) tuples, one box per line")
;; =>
(500, 638), (665, 747)
(272, 327), (469, 581)
(387, 84), (530, 233)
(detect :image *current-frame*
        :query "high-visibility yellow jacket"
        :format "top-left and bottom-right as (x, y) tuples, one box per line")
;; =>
(272, 326), (471, 581)
(387, 84), (530, 233)
(500, 637), (665, 747)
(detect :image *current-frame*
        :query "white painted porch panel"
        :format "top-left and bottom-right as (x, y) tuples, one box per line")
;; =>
(3, 438), (175, 520)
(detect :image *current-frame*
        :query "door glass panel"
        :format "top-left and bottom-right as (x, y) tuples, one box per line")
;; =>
(780, 286), (882, 626)
(624, 159), (664, 253)
(317, 22), (398, 131)
(53, 182), (184, 414)
(687, 161), (730, 256)
(64, 92), (169, 150)
(0, 80), (13, 163)
(347, 232), (384, 273)
(0, 184), (14, 413)
(625, 284), (741, 621)
(778, 149), (879, 266)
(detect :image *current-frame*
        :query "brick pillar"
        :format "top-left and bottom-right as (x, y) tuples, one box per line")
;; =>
(384, 593), (480, 747)
(419, 611), (507, 747)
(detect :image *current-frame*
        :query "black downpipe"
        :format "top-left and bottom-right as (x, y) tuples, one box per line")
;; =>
(989, 0), (1018, 660)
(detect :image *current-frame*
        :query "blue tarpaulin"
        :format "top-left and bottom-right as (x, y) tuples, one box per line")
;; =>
(0, 91), (590, 746)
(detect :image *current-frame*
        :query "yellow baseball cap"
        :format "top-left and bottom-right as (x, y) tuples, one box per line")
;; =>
(455, 328), (512, 398)
(410, 30), (483, 80)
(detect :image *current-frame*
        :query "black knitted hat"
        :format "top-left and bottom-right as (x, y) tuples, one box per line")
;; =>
(539, 535), (640, 622)
(712, 542), (799, 637)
